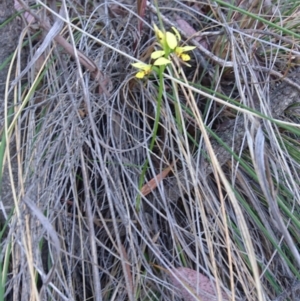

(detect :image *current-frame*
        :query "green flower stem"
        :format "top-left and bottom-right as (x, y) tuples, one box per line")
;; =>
(154, 0), (164, 34)
(136, 65), (165, 212)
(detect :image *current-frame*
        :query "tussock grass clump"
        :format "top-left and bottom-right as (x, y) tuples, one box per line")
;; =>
(1, 0), (300, 300)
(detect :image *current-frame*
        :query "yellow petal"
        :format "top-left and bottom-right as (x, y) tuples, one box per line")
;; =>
(175, 47), (183, 56)
(144, 66), (152, 72)
(132, 62), (152, 70)
(180, 45), (196, 51)
(153, 23), (159, 33)
(180, 53), (191, 61)
(153, 24), (164, 41)
(153, 57), (171, 66)
(171, 27), (181, 41)
(166, 31), (178, 49)
(151, 50), (165, 59)
(146, 67), (152, 74)
(136, 71), (146, 78)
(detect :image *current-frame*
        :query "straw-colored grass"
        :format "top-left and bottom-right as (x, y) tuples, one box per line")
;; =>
(1, 0), (300, 300)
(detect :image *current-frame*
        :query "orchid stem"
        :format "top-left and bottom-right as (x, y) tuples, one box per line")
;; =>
(136, 65), (165, 212)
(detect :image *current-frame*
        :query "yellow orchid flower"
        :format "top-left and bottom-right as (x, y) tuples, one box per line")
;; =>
(132, 25), (195, 80)
(170, 27), (196, 61)
(131, 62), (153, 78)
(175, 45), (196, 61)
(131, 57), (171, 79)
(153, 24), (196, 62)
(153, 24), (178, 50)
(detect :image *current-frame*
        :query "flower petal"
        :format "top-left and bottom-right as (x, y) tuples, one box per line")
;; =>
(180, 53), (191, 61)
(153, 24), (164, 42)
(175, 47), (183, 56)
(171, 27), (181, 41)
(151, 50), (165, 59)
(153, 57), (171, 66)
(166, 31), (178, 49)
(180, 45), (196, 52)
(136, 71), (146, 78)
(132, 62), (152, 70)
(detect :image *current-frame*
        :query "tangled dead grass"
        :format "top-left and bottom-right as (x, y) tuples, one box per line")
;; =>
(1, 0), (300, 300)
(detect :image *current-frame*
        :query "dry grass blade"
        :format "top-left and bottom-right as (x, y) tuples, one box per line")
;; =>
(80, 149), (102, 301)
(1, 1), (300, 301)
(253, 126), (300, 268)
(23, 191), (61, 285)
